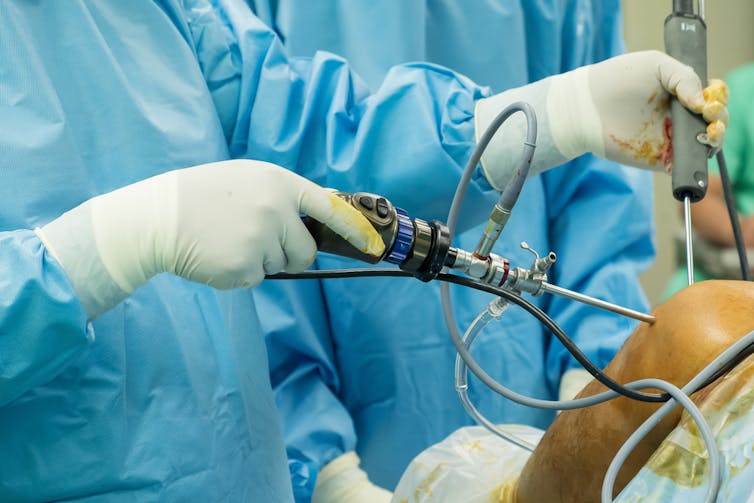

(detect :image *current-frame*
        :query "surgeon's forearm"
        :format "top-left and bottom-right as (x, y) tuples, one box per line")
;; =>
(515, 280), (754, 502)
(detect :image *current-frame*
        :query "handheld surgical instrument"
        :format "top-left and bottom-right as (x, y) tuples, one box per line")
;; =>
(664, 2), (750, 278)
(303, 192), (655, 324)
(665, 0), (709, 285)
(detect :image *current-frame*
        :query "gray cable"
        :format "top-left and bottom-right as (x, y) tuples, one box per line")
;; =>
(442, 101), (627, 411)
(601, 378), (719, 503)
(445, 101), (537, 237)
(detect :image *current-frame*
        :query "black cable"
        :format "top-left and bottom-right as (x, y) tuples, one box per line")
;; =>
(272, 268), (746, 399)
(436, 274), (673, 403)
(673, 0), (694, 14)
(440, 272), (747, 397)
(269, 269), (413, 280)
(269, 268), (670, 402)
(716, 150), (751, 280)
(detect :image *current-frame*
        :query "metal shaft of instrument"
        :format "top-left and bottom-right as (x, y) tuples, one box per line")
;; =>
(541, 282), (656, 324)
(683, 195), (695, 285)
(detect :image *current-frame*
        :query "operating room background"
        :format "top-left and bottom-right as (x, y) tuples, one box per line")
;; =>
(622, 0), (754, 306)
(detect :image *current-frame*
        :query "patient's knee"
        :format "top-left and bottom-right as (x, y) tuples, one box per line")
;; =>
(516, 280), (754, 502)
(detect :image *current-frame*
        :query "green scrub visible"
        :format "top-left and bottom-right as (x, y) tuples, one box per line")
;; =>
(665, 63), (754, 298)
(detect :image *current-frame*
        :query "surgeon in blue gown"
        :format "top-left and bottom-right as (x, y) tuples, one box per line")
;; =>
(0, 0), (725, 501)
(250, 1), (654, 501)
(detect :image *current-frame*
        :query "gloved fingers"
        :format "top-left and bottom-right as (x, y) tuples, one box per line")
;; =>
(702, 101), (728, 127)
(199, 235), (279, 289)
(702, 80), (729, 132)
(262, 240), (287, 276)
(655, 55), (729, 153)
(701, 120), (726, 150)
(703, 78), (730, 107)
(657, 53), (705, 112)
(242, 263), (266, 289)
(695, 81), (727, 152)
(297, 180), (385, 257)
(208, 253), (268, 289)
(280, 218), (318, 273)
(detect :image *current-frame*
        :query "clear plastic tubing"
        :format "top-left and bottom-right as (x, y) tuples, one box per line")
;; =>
(454, 299), (537, 452)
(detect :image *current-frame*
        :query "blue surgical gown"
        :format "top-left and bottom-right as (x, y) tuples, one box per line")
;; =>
(250, 0), (656, 497)
(0, 0), (509, 501)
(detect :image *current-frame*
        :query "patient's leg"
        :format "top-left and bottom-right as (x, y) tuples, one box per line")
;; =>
(515, 280), (754, 503)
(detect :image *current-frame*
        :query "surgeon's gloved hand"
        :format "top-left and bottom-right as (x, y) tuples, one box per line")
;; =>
(311, 452), (392, 503)
(475, 50), (729, 190)
(36, 160), (385, 319)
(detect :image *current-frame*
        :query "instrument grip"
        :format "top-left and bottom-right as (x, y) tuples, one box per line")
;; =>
(664, 13), (708, 202)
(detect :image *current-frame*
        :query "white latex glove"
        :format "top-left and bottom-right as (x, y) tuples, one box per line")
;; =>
(558, 368), (593, 401)
(36, 160), (385, 318)
(312, 452), (392, 503)
(475, 50), (729, 190)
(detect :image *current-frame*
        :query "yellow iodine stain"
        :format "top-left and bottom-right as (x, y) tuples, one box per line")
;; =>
(413, 463), (446, 500)
(646, 354), (754, 486)
(646, 432), (709, 487)
(463, 440), (482, 452)
(328, 193), (385, 256)
(703, 79), (729, 106)
(493, 478), (518, 503)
